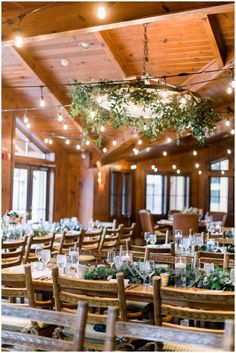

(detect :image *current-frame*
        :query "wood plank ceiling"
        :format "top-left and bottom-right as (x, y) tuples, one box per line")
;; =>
(2, 1), (234, 165)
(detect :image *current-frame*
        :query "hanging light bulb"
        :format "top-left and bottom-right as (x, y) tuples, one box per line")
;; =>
(23, 112), (29, 124)
(102, 147), (107, 153)
(137, 139), (143, 145)
(154, 167), (158, 172)
(151, 165), (155, 170)
(193, 150), (198, 156)
(65, 139), (70, 145)
(221, 170), (225, 175)
(14, 30), (23, 48)
(180, 96), (187, 105)
(112, 140), (117, 146)
(81, 153), (86, 159)
(195, 163), (200, 169)
(97, 5), (107, 19)
(39, 86), (46, 107)
(231, 78), (235, 88)
(100, 126), (105, 132)
(176, 169), (181, 174)
(225, 118), (230, 127)
(63, 124), (68, 130)
(85, 140), (90, 146)
(76, 144), (81, 150)
(227, 86), (233, 95)
(198, 170), (202, 175)
(57, 112), (63, 122)
(167, 137), (172, 143)
(26, 122), (31, 129)
(163, 151), (167, 156)
(231, 129), (235, 135)
(48, 139), (53, 145)
(172, 164), (177, 170)
(44, 138), (49, 144)
(227, 149), (232, 155)
(90, 111), (96, 119)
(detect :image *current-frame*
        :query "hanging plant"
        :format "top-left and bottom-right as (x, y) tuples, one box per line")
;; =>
(69, 79), (219, 147)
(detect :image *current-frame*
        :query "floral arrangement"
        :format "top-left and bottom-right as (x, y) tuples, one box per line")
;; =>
(70, 79), (219, 147)
(2, 210), (22, 226)
(84, 263), (234, 291)
(182, 207), (201, 215)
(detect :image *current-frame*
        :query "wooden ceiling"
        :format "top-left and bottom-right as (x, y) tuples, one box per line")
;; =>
(2, 1), (234, 165)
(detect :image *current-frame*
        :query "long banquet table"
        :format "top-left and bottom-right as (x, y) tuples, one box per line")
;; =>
(2, 265), (234, 308)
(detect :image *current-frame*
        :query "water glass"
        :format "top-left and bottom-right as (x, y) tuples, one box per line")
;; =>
(144, 232), (151, 245)
(175, 230), (183, 255)
(69, 247), (79, 267)
(114, 255), (123, 269)
(145, 261), (155, 286)
(204, 263), (214, 275)
(35, 245), (43, 262)
(230, 269), (235, 285)
(57, 254), (67, 275)
(106, 251), (116, 268)
(149, 234), (157, 245)
(41, 250), (51, 269)
(175, 256), (186, 287)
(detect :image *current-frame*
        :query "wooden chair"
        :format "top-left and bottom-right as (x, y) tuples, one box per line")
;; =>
(24, 232), (55, 263)
(117, 223), (136, 247)
(222, 214), (234, 227)
(77, 228), (104, 264)
(205, 211), (226, 222)
(130, 245), (146, 260)
(2, 302), (88, 351)
(172, 213), (199, 236)
(98, 225), (123, 255)
(194, 251), (234, 269)
(139, 209), (157, 234)
(52, 266), (127, 350)
(2, 237), (28, 268)
(56, 230), (81, 254)
(105, 306), (234, 352)
(98, 219), (117, 229)
(153, 276), (234, 335)
(144, 242), (175, 261)
(2, 264), (52, 333)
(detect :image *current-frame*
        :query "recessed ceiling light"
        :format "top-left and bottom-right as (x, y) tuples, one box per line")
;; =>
(60, 58), (70, 67)
(79, 42), (90, 49)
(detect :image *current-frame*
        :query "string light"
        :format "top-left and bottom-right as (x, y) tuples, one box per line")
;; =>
(85, 140), (90, 146)
(97, 5), (107, 19)
(100, 126), (105, 132)
(154, 167), (158, 172)
(48, 139), (53, 144)
(102, 147), (107, 153)
(146, 147), (151, 152)
(23, 112), (29, 124)
(151, 165), (156, 170)
(63, 124), (68, 130)
(227, 86), (233, 94)
(176, 169), (181, 174)
(131, 164), (137, 170)
(172, 164), (177, 170)
(198, 170), (202, 175)
(112, 140), (117, 146)
(76, 144), (81, 150)
(133, 148), (139, 155)
(195, 163), (200, 169)
(193, 150), (198, 156)
(231, 129), (235, 135)
(137, 139), (143, 145)
(81, 153), (86, 159)
(227, 149), (232, 155)
(44, 138), (49, 144)
(167, 137), (172, 143)
(225, 118), (230, 126)
(65, 139), (70, 145)
(163, 151), (167, 156)
(57, 112), (63, 122)
(39, 86), (46, 107)
(221, 170), (225, 175)
(26, 122), (30, 129)
(14, 30), (23, 48)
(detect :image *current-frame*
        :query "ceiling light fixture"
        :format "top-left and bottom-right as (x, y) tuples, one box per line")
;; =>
(60, 58), (70, 67)
(63, 124), (68, 130)
(172, 164), (177, 170)
(225, 118), (230, 127)
(44, 138), (49, 144)
(193, 150), (198, 156)
(112, 140), (117, 146)
(195, 163), (200, 169)
(176, 169), (181, 174)
(14, 30), (23, 48)
(76, 144), (81, 150)
(227, 149), (232, 155)
(227, 86), (233, 94)
(102, 147), (107, 153)
(26, 122), (31, 129)
(39, 86), (46, 107)
(65, 139), (70, 145)
(167, 137), (172, 143)
(163, 151), (167, 156)
(79, 42), (90, 49)
(198, 170), (202, 175)
(85, 140), (91, 146)
(23, 112), (29, 124)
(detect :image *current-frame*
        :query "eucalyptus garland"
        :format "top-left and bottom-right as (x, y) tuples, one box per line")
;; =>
(84, 264), (234, 291)
(70, 80), (219, 147)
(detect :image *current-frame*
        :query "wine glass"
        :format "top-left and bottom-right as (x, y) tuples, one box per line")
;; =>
(139, 262), (149, 285)
(149, 234), (157, 245)
(41, 250), (51, 269)
(69, 246), (79, 267)
(114, 254), (123, 269)
(144, 232), (151, 246)
(35, 245), (43, 264)
(57, 254), (66, 275)
(145, 261), (155, 286)
(106, 251), (116, 268)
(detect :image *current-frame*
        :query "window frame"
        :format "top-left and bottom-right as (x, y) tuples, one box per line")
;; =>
(208, 176), (229, 213)
(145, 172), (191, 217)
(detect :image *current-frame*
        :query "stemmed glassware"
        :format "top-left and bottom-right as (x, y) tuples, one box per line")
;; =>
(41, 250), (51, 269)
(57, 254), (67, 275)
(149, 234), (157, 245)
(69, 246), (79, 267)
(145, 261), (155, 286)
(144, 232), (151, 246)
(106, 251), (116, 268)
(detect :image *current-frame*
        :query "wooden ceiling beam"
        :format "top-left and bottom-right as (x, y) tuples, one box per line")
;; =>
(2, 3), (234, 46)
(181, 48), (234, 92)
(201, 14), (226, 68)
(94, 31), (128, 78)
(9, 46), (101, 156)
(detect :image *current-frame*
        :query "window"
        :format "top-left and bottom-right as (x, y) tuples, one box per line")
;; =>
(170, 176), (190, 211)
(15, 127), (46, 159)
(210, 177), (228, 212)
(12, 165), (51, 221)
(110, 171), (132, 217)
(146, 174), (166, 214)
(145, 174), (190, 215)
(211, 159), (229, 171)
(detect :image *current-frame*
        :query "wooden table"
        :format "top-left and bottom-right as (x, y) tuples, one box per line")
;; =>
(157, 219), (206, 228)
(2, 265), (234, 307)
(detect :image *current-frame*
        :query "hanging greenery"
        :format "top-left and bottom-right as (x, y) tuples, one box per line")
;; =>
(70, 79), (219, 147)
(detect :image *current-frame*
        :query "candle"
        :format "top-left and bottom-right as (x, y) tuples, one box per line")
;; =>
(160, 273), (169, 287)
(175, 263), (186, 270)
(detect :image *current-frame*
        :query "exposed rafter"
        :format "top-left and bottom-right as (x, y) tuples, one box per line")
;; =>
(9, 46), (101, 156)
(2, 3), (234, 46)
(201, 14), (226, 68)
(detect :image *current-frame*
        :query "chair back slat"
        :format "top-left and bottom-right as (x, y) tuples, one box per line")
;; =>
(144, 242), (175, 261)
(78, 228), (103, 252)
(2, 302), (88, 351)
(99, 225), (123, 253)
(2, 237), (27, 268)
(58, 230), (81, 254)
(105, 306), (235, 352)
(24, 233), (55, 263)
(60, 291), (120, 307)
(118, 223), (136, 247)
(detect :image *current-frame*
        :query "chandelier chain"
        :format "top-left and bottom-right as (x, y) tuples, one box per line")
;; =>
(143, 24), (149, 76)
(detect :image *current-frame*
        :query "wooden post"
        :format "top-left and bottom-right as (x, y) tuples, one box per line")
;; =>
(116, 272), (127, 322)
(104, 307), (119, 351)
(72, 302), (88, 351)
(153, 276), (161, 326)
(223, 320), (234, 352)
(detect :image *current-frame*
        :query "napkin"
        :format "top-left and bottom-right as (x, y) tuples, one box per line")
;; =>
(108, 278), (130, 287)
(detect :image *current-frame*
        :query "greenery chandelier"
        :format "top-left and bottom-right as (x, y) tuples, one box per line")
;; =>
(70, 25), (219, 147)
